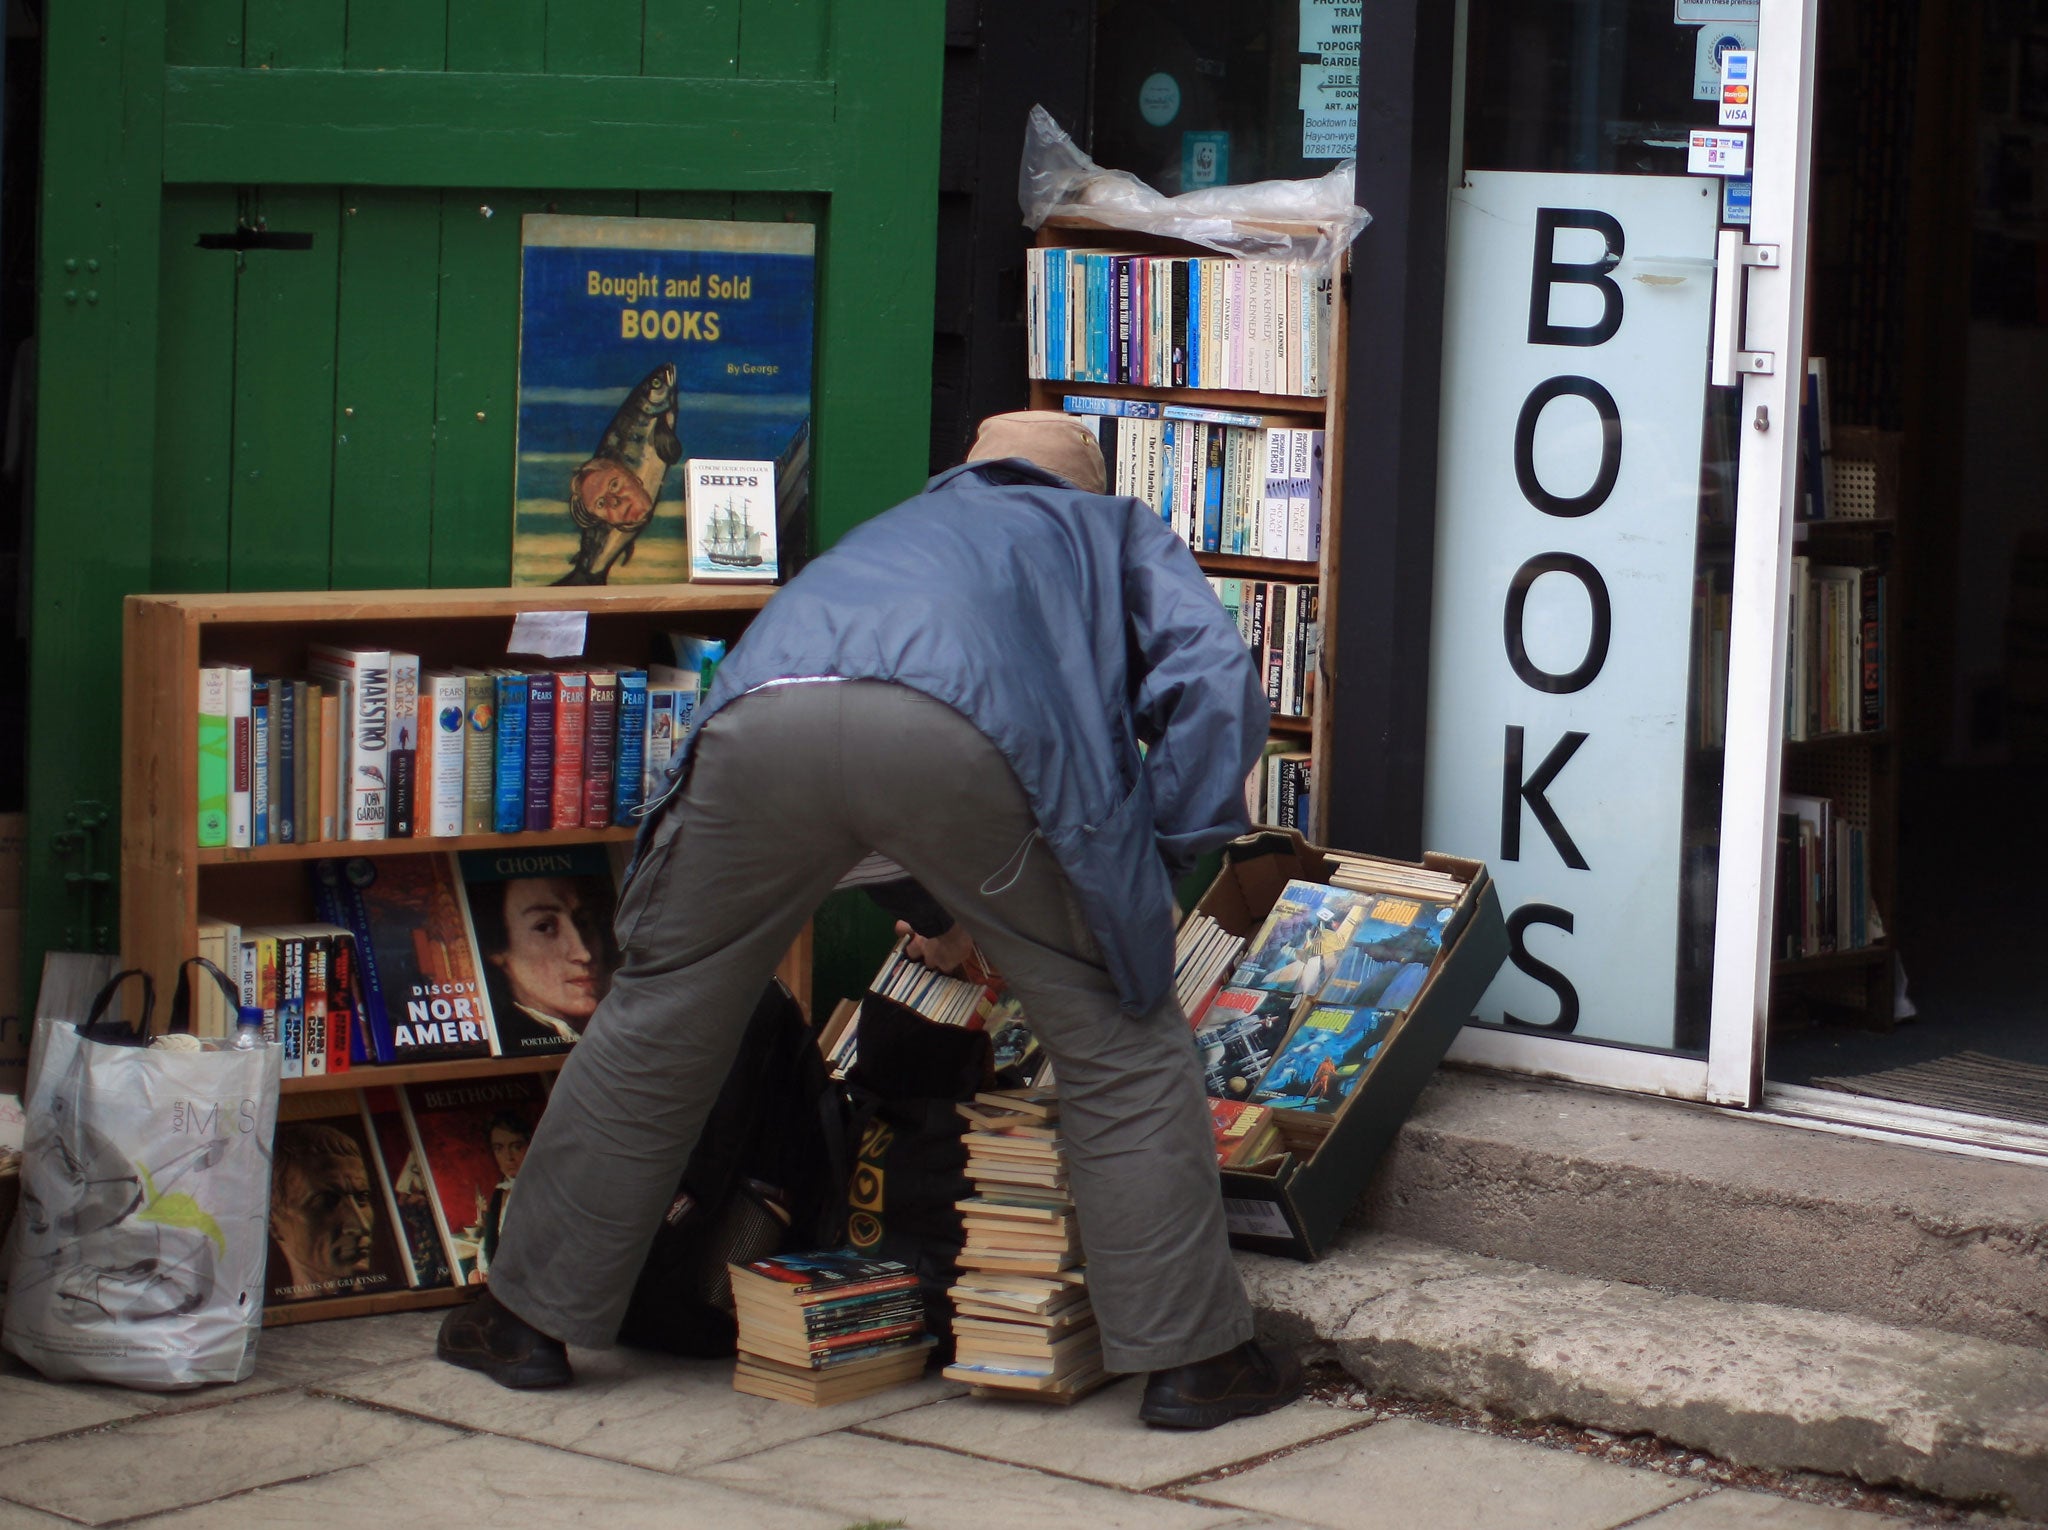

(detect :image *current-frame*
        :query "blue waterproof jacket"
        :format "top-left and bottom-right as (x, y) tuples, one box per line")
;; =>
(647, 459), (1267, 1016)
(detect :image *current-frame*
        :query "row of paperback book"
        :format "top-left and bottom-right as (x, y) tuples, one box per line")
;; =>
(820, 939), (1042, 1088)
(1785, 557), (1887, 740)
(193, 844), (622, 1069)
(266, 1073), (550, 1307)
(194, 632), (725, 847)
(729, 1252), (935, 1407)
(1025, 247), (1335, 398)
(1249, 742), (1313, 833)
(1064, 397), (1325, 563)
(1776, 792), (1878, 958)
(1213, 576), (1319, 721)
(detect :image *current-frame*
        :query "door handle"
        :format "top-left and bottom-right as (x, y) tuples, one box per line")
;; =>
(1710, 231), (1782, 388)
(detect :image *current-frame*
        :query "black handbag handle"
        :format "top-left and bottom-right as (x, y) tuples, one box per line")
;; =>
(168, 957), (241, 1036)
(81, 968), (156, 1041)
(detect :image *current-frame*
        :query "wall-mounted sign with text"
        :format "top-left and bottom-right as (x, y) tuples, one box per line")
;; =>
(1423, 172), (1719, 1050)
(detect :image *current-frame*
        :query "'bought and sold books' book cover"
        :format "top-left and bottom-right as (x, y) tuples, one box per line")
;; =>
(513, 214), (815, 587)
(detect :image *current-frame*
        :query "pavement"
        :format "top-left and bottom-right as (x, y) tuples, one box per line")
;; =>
(0, 1309), (2004, 1529)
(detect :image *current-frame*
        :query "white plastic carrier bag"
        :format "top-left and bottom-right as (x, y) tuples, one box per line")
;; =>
(1, 964), (281, 1389)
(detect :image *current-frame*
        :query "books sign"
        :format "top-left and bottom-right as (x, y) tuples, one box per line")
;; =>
(1423, 172), (1717, 1050)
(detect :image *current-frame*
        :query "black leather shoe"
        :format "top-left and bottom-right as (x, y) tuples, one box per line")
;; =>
(436, 1291), (573, 1389)
(1139, 1338), (1303, 1429)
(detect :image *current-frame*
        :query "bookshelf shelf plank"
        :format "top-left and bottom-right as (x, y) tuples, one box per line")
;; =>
(263, 1284), (471, 1329)
(1266, 713), (1313, 736)
(1771, 945), (1889, 977)
(1051, 380), (1328, 417)
(197, 825), (640, 866)
(280, 1053), (570, 1095)
(129, 583), (773, 627)
(1196, 552), (1321, 580)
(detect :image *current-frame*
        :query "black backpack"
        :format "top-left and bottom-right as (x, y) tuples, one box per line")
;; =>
(615, 979), (853, 1355)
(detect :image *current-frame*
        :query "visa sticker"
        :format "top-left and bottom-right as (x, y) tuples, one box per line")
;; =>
(1719, 49), (1756, 127)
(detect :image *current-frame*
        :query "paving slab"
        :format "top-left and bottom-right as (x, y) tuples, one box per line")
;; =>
(328, 1347), (964, 1474)
(1188, 1418), (1701, 1530)
(0, 1502), (78, 1528)
(1243, 1233), (2048, 1519)
(0, 1349), (286, 1421)
(1632, 1491), (1919, 1528)
(863, 1376), (1363, 1489)
(120, 1432), (852, 1530)
(0, 1370), (152, 1447)
(699, 1430), (1274, 1529)
(0, 1389), (459, 1525)
(250, 1308), (448, 1386)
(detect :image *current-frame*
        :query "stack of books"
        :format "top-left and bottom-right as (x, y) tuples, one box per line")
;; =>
(728, 1251), (935, 1407)
(942, 1089), (1106, 1403)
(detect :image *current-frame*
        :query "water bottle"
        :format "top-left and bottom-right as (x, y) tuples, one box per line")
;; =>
(233, 1003), (265, 1050)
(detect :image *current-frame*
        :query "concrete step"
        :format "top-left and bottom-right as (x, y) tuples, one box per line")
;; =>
(1346, 1069), (2048, 1351)
(1241, 1232), (2048, 1520)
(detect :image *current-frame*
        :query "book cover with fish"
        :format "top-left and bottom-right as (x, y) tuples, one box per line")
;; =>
(514, 214), (815, 587)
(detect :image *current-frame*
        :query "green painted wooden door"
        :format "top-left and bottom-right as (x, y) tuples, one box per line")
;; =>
(25, 0), (943, 999)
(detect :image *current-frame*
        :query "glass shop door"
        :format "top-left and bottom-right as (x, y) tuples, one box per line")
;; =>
(1420, 0), (1819, 1103)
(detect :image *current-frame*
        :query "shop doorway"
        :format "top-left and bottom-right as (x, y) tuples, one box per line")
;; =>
(1762, 0), (2048, 1133)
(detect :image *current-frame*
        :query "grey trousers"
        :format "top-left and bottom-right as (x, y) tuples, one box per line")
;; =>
(488, 680), (1253, 1373)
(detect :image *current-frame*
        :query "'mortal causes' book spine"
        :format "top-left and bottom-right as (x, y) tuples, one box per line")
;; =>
(550, 672), (588, 830)
(307, 644), (393, 840)
(524, 671), (558, 832)
(583, 671), (618, 830)
(251, 680), (272, 846)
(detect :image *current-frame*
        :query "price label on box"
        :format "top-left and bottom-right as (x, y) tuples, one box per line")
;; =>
(1719, 49), (1755, 126)
(1688, 129), (1750, 177)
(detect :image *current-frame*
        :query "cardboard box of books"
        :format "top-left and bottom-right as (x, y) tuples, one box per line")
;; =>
(1188, 829), (1506, 1260)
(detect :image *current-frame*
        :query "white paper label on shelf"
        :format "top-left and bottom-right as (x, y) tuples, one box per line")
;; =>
(1423, 171), (1718, 1052)
(1222, 1197), (1294, 1240)
(508, 609), (588, 659)
(1687, 130), (1749, 177)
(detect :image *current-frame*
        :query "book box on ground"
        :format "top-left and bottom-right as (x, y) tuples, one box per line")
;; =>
(1194, 830), (1507, 1260)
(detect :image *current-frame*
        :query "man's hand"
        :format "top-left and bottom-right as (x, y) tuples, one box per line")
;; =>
(895, 920), (980, 978)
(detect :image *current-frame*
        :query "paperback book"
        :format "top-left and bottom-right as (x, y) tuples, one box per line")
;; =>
(401, 1074), (550, 1286)
(455, 844), (622, 1055)
(265, 1092), (410, 1307)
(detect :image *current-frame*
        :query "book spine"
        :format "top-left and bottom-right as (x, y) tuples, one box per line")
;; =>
(317, 689), (338, 839)
(293, 681), (312, 843)
(303, 936), (328, 1078)
(1860, 569), (1882, 731)
(255, 933), (282, 1050)
(227, 667), (252, 849)
(280, 934), (305, 1079)
(313, 866), (396, 1064)
(197, 667), (229, 847)
(1114, 255), (1132, 384)
(1297, 584), (1319, 716)
(583, 672), (618, 829)
(550, 673), (588, 830)
(274, 677), (297, 843)
(493, 674), (529, 834)
(1266, 585), (1287, 710)
(251, 682), (271, 846)
(327, 933), (355, 1072)
(388, 653), (420, 838)
(429, 675), (467, 836)
(644, 689), (678, 800)
(613, 671), (649, 823)
(1172, 258), (1189, 387)
(462, 675), (495, 834)
(308, 647), (392, 839)
(414, 689), (435, 834)
(525, 671), (558, 832)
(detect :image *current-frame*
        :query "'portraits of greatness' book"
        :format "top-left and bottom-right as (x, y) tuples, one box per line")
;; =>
(400, 1074), (549, 1287)
(266, 1092), (410, 1307)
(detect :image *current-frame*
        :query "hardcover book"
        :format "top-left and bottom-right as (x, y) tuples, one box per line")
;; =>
(265, 1092), (411, 1307)
(401, 1074), (549, 1286)
(358, 1085), (453, 1290)
(513, 215), (815, 587)
(455, 843), (621, 1055)
(306, 644), (392, 840)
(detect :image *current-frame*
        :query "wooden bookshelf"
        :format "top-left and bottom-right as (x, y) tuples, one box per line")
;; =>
(1027, 220), (1348, 842)
(121, 584), (809, 1327)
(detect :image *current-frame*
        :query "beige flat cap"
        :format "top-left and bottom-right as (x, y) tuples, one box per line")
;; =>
(966, 410), (1107, 495)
